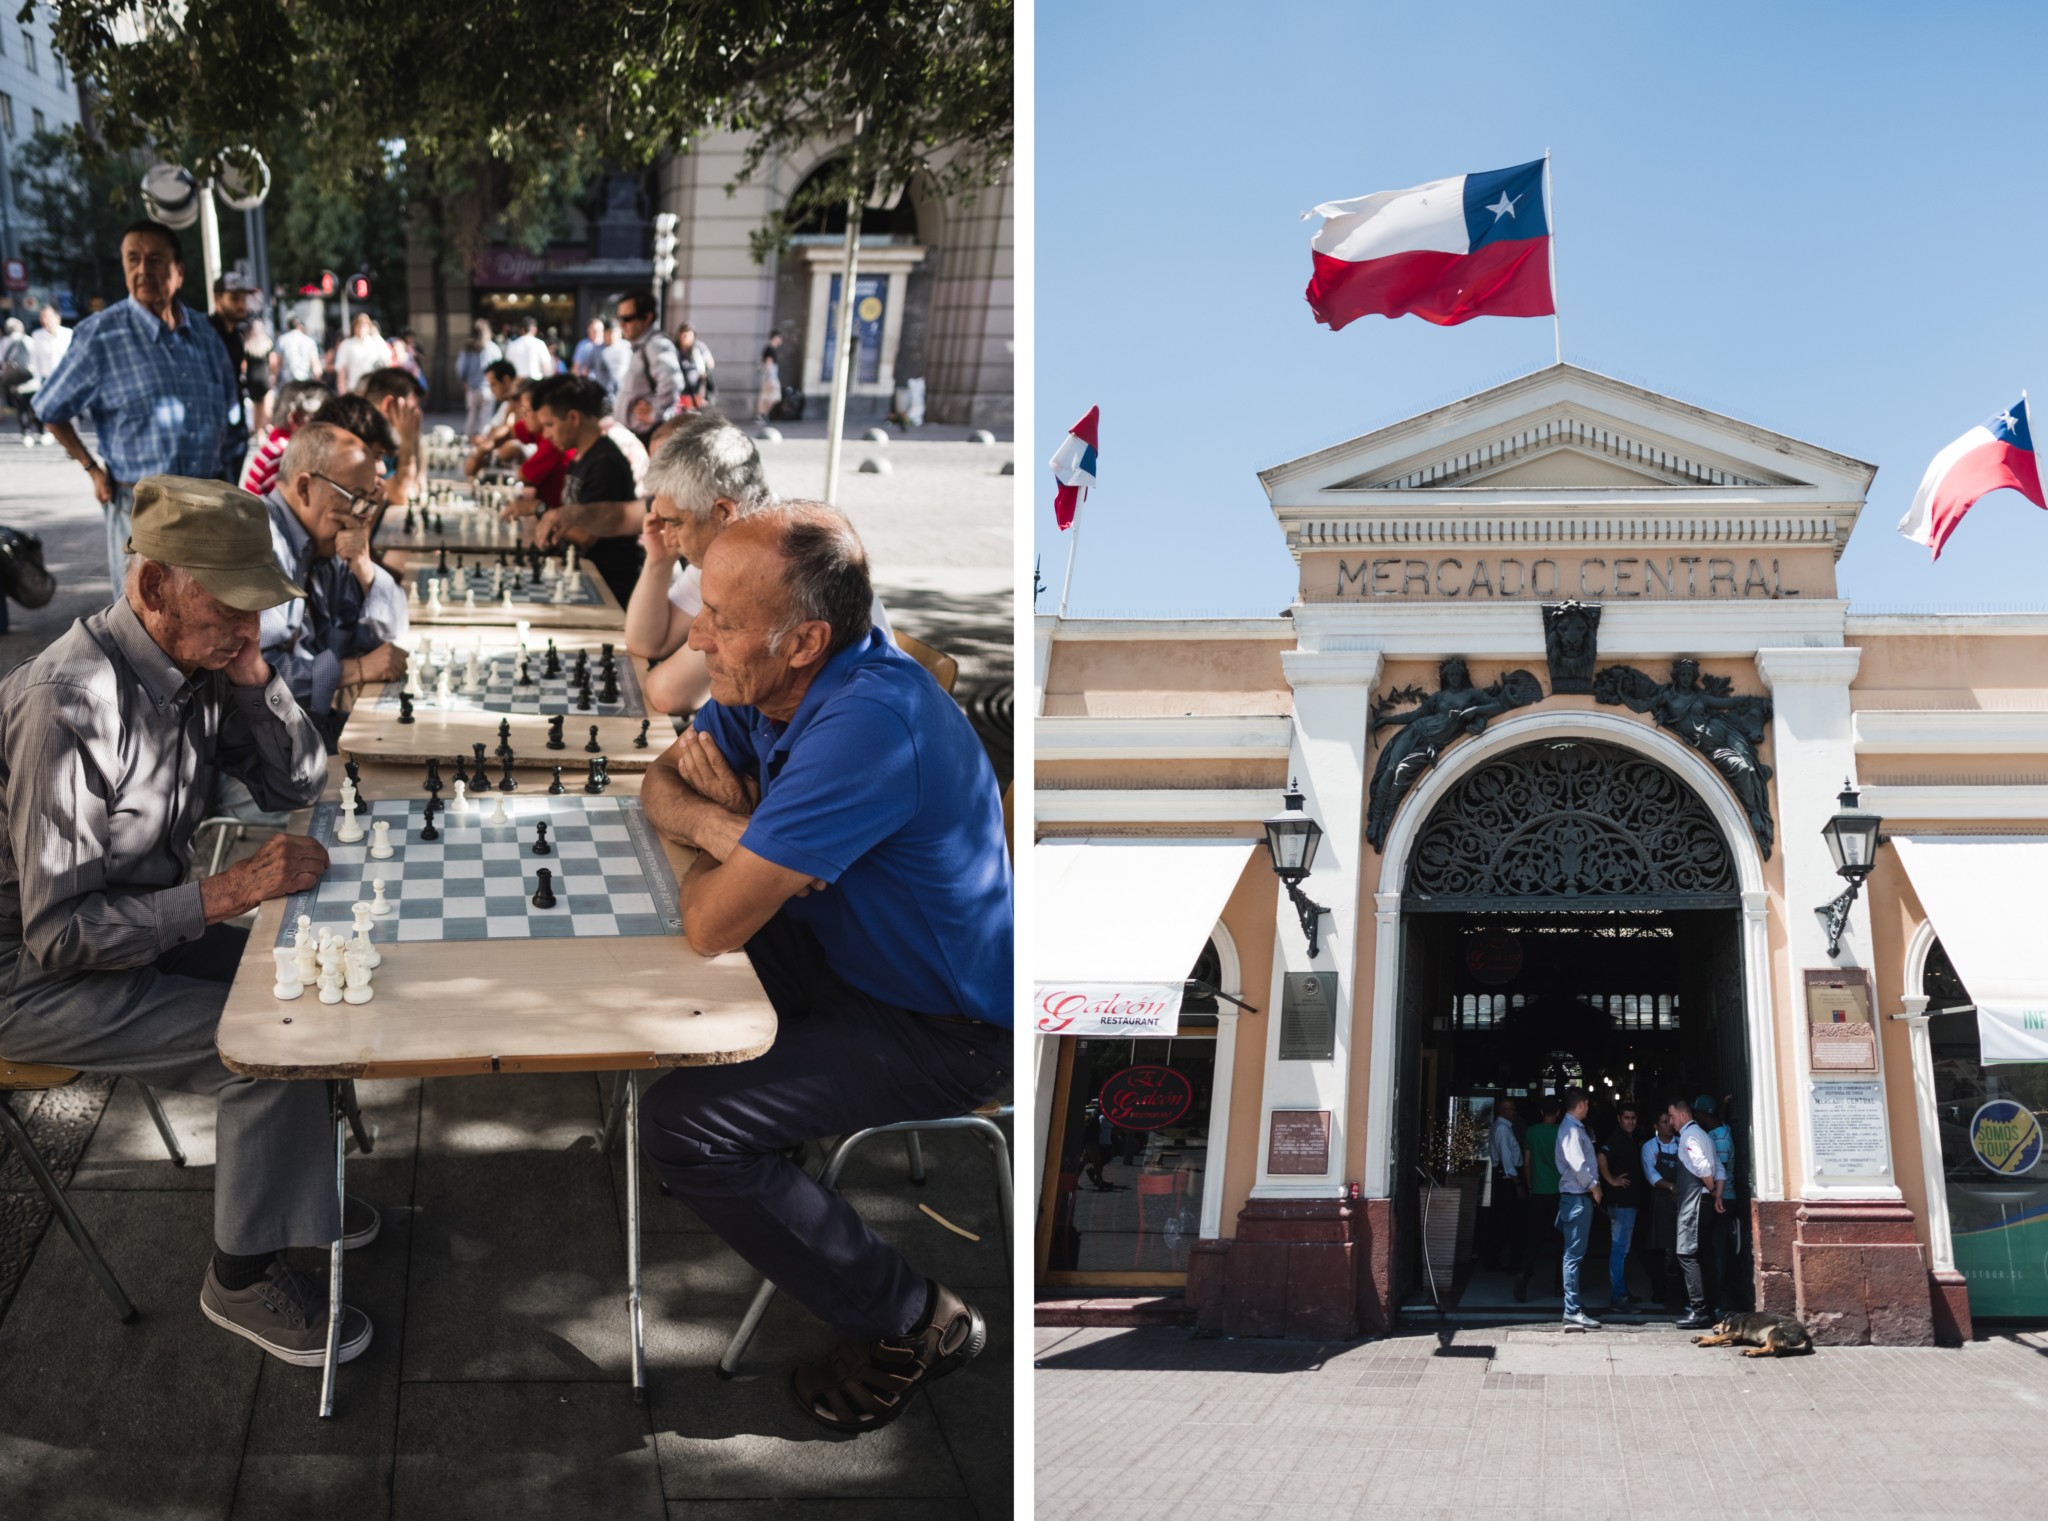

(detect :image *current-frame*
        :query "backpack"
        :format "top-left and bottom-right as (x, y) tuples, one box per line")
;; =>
(0, 526), (56, 609)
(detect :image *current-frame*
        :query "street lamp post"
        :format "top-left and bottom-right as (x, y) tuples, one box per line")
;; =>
(1263, 779), (1331, 960)
(1815, 781), (1885, 958)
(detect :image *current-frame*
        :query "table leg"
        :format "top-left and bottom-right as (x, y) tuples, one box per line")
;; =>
(623, 1070), (646, 1405)
(319, 1080), (346, 1419)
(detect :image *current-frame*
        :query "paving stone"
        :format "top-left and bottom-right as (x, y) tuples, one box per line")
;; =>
(392, 1382), (664, 1521)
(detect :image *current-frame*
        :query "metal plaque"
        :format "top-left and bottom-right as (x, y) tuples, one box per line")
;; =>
(1278, 972), (1337, 1061)
(1268, 1110), (1332, 1176)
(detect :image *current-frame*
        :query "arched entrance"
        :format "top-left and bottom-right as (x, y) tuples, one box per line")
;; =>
(1387, 734), (1758, 1319)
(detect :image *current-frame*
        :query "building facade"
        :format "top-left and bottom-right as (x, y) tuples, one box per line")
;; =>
(0, 3), (84, 315)
(1033, 365), (2048, 1345)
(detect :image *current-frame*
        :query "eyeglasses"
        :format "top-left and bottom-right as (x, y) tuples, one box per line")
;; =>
(313, 472), (382, 520)
(618, 309), (650, 326)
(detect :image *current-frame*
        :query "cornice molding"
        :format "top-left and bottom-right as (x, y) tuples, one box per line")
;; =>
(1035, 788), (1285, 825)
(1854, 710), (2048, 755)
(1755, 646), (1863, 688)
(1036, 714), (1293, 761)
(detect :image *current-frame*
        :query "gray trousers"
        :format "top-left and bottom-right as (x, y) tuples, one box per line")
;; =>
(0, 925), (338, 1256)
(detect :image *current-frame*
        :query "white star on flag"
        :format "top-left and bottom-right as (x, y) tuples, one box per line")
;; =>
(1485, 191), (1521, 221)
(1999, 410), (2019, 433)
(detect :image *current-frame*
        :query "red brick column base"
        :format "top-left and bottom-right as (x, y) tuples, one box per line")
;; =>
(1217, 1198), (1364, 1340)
(1790, 1201), (1936, 1345)
(1928, 1267), (1972, 1347)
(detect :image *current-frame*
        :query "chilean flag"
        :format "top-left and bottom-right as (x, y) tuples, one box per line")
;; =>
(1050, 405), (1098, 531)
(1897, 396), (2045, 559)
(1306, 159), (1555, 331)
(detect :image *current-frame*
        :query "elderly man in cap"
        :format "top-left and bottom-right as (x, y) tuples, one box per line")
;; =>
(0, 477), (376, 1366)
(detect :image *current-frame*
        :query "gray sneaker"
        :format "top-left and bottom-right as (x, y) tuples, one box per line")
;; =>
(1563, 1310), (1604, 1332)
(200, 1260), (372, 1367)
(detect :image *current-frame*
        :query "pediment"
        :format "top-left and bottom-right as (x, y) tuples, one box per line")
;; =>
(1325, 412), (1807, 492)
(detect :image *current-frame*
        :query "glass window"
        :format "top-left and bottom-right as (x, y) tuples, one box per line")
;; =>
(31, 108), (42, 136)
(22, 30), (34, 73)
(52, 48), (63, 88)
(0, 96), (12, 139)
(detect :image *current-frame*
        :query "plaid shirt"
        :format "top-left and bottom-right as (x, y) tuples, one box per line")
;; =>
(32, 297), (240, 484)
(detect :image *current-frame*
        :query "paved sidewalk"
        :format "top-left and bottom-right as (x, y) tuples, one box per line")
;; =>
(1036, 1321), (2048, 1520)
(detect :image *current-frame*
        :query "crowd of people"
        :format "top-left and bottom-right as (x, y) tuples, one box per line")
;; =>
(1485, 1087), (1744, 1331)
(0, 214), (1011, 1435)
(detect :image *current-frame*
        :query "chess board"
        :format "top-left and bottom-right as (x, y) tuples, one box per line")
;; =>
(375, 650), (645, 718)
(404, 567), (607, 610)
(276, 795), (683, 945)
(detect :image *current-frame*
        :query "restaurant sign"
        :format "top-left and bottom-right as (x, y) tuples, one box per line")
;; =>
(1034, 981), (1181, 1037)
(1099, 1066), (1195, 1131)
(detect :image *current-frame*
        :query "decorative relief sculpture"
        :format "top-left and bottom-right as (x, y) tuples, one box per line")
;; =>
(1592, 657), (1776, 857)
(1541, 600), (1601, 694)
(1367, 657), (1543, 851)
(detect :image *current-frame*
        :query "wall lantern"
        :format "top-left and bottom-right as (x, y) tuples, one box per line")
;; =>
(1815, 781), (1885, 958)
(1263, 779), (1332, 960)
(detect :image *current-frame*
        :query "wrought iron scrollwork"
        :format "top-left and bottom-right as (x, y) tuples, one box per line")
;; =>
(1406, 740), (1738, 910)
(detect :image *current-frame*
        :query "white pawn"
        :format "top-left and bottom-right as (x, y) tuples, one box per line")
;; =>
(370, 819), (394, 859)
(449, 779), (471, 815)
(371, 876), (393, 916)
(436, 667), (452, 704)
(489, 791), (509, 826)
(317, 943), (345, 1005)
(408, 574), (420, 605)
(272, 946), (303, 1001)
(418, 634), (435, 669)
(334, 782), (364, 842)
(564, 545), (578, 577)
(349, 903), (383, 968)
(465, 589), (478, 613)
(500, 588), (515, 613)
(426, 581), (443, 616)
(463, 652), (483, 695)
(550, 578), (567, 604)
(343, 946), (375, 1005)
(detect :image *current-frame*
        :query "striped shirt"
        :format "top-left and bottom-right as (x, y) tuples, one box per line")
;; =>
(240, 426), (291, 496)
(32, 297), (239, 483)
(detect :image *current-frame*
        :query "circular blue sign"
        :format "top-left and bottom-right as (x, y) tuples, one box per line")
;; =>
(1970, 1099), (2044, 1176)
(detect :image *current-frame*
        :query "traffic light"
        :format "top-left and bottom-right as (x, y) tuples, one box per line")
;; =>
(652, 213), (677, 282)
(347, 274), (371, 302)
(317, 269), (337, 297)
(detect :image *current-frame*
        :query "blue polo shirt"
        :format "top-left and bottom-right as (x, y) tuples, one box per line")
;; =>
(693, 629), (1012, 1028)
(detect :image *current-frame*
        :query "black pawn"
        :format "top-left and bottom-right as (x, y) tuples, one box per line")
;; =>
(634, 719), (650, 750)
(437, 544), (449, 575)
(576, 676), (592, 712)
(544, 641), (561, 678)
(419, 806), (440, 843)
(532, 821), (551, 855)
(452, 753), (469, 790)
(398, 692), (415, 724)
(548, 765), (565, 795)
(585, 724), (602, 753)
(472, 742), (488, 776)
(518, 656), (534, 687)
(424, 758), (442, 796)
(545, 715), (566, 751)
(531, 868), (556, 909)
(499, 753), (518, 792)
(404, 506), (416, 535)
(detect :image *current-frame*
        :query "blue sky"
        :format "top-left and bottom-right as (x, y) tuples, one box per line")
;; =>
(1034, 2), (2048, 617)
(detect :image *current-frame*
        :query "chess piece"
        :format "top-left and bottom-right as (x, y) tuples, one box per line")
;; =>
(518, 656), (533, 687)
(426, 581), (443, 616)
(498, 753), (518, 792)
(350, 904), (383, 968)
(585, 724), (602, 754)
(598, 668), (619, 705)
(634, 719), (651, 749)
(424, 758), (443, 796)
(437, 545), (450, 576)
(273, 946), (304, 1001)
(501, 589), (515, 613)
(550, 578), (567, 605)
(548, 765), (565, 795)
(584, 757), (608, 794)
(576, 676), (592, 712)
(532, 821), (551, 855)
(565, 546), (579, 578)
(436, 667), (452, 704)
(600, 642), (615, 671)
(531, 868), (557, 909)
(397, 692), (415, 724)
(574, 651), (589, 683)
(546, 715), (566, 751)
(334, 782), (364, 842)
(489, 792), (510, 826)
(371, 877), (393, 916)
(450, 779), (471, 815)
(496, 719), (513, 757)
(465, 589), (477, 613)
(419, 807), (440, 842)
(342, 947), (375, 1005)
(452, 753), (468, 790)
(345, 758), (365, 813)
(370, 820), (395, 859)
(317, 943), (345, 1005)
(517, 620), (533, 652)
(544, 641), (561, 678)
(403, 660), (422, 698)
(408, 574), (420, 606)
(472, 742), (489, 776)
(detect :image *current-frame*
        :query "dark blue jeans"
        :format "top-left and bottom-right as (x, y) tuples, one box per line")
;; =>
(638, 915), (1010, 1339)
(1557, 1192), (1595, 1318)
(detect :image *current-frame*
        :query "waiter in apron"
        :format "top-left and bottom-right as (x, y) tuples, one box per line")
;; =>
(1666, 1096), (1725, 1329)
(1642, 1113), (1682, 1309)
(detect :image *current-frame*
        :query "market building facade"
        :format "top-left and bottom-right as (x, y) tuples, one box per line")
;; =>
(1033, 365), (2048, 1345)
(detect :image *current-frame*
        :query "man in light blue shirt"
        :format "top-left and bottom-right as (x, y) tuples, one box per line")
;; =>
(37, 220), (241, 592)
(1555, 1086), (1603, 1331)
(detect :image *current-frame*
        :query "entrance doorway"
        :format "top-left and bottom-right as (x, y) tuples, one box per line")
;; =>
(1387, 737), (1755, 1320)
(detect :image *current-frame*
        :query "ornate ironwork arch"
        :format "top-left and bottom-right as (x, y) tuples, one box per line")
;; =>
(1405, 739), (1739, 911)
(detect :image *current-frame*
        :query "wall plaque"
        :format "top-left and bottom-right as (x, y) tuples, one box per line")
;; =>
(1268, 1109), (1332, 1175)
(1809, 1079), (1889, 1177)
(1805, 968), (1877, 1073)
(1278, 972), (1337, 1061)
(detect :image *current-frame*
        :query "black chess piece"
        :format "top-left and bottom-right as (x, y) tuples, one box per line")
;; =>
(576, 676), (593, 712)
(472, 742), (488, 776)
(398, 692), (414, 724)
(573, 651), (589, 682)
(531, 868), (557, 909)
(548, 764), (565, 795)
(584, 757), (607, 794)
(634, 719), (650, 749)
(452, 753), (469, 790)
(436, 544), (449, 576)
(598, 669), (619, 705)
(404, 506), (417, 535)
(545, 714), (566, 750)
(424, 758), (442, 796)
(585, 724), (602, 753)
(600, 643), (616, 672)
(419, 805), (440, 843)
(544, 641), (561, 678)
(532, 821), (551, 855)
(344, 758), (366, 813)
(499, 752), (518, 792)
(496, 718), (513, 757)
(518, 656), (534, 687)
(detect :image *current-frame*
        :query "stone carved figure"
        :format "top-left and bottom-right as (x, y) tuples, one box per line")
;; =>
(1542, 600), (1602, 694)
(1592, 657), (1775, 857)
(1367, 657), (1544, 851)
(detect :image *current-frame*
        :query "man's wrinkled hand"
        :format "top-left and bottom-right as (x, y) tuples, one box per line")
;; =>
(206, 832), (329, 921)
(224, 635), (271, 687)
(675, 730), (752, 815)
(357, 643), (408, 684)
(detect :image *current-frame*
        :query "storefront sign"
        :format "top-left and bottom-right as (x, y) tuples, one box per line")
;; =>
(1323, 554), (1803, 601)
(1969, 1100), (2044, 1175)
(1278, 973), (1337, 1060)
(1033, 981), (1180, 1037)
(1099, 1066), (1194, 1132)
(1268, 1110), (1332, 1175)
(822, 273), (886, 384)
(1809, 1079), (1889, 1177)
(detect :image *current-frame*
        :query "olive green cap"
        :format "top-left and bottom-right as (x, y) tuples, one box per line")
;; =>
(125, 475), (304, 612)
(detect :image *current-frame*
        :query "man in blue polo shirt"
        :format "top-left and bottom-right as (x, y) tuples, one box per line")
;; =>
(637, 501), (1010, 1435)
(36, 219), (242, 593)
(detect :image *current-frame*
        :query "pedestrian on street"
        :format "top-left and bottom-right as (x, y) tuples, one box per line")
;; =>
(35, 219), (241, 591)
(456, 320), (501, 437)
(333, 313), (394, 397)
(0, 319), (34, 441)
(1667, 1097), (1725, 1329)
(209, 273), (262, 485)
(614, 292), (682, 439)
(1696, 1093), (1741, 1310)
(1598, 1104), (1645, 1311)
(757, 330), (785, 421)
(572, 318), (608, 383)
(274, 315), (323, 386)
(504, 316), (553, 382)
(1484, 1097), (1528, 1273)
(1556, 1086), (1603, 1331)
(26, 306), (73, 445)
(676, 322), (714, 406)
(601, 321), (633, 400)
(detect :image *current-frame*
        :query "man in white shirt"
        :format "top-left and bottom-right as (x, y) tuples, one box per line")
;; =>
(333, 314), (392, 395)
(27, 305), (72, 386)
(1554, 1087), (1602, 1331)
(1642, 1113), (1682, 1310)
(503, 316), (554, 381)
(274, 316), (322, 385)
(1484, 1098), (1528, 1274)
(1666, 1097), (1725, 1329)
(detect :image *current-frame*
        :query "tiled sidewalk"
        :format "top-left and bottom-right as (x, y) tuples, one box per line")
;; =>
(1036, 1320), (2048, 1520)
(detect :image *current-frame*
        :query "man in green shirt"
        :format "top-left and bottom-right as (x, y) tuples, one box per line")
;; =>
(1516, 1095), (1564, 1302)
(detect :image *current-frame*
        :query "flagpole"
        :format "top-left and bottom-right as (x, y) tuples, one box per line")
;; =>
(1545, 147), (1561, 366)
(1057, 498), (1083, 619)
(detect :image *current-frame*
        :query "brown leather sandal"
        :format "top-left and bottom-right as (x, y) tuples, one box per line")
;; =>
(792, 1280), (987, 1434)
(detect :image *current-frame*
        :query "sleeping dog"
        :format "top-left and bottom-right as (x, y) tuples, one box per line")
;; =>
(1691, 1311), (1814, 1356)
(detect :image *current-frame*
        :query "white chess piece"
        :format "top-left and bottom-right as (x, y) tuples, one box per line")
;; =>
(464, 651), (483, 694)
(418, 634), (435, 669)
(408, 575), (420, 605)
(449, 779), (471, 815)
(370, 820), (395, 859)
(272, 946), (303, 1001)
(550, 578), (567, 604)
(465, 589), (478, 613)
(371, 876), (393, 916)
(436, 667), (452, 704)
(426, 581), (443, 616)
(342, 946), (375, 1005)
(317, 943), (345, 1005)
(294, 915), (318, 982)
(516, 620), (532, 652)
(350, 903), (383, 968)
(489, 792), (509, 826)
(334, 783), (364, 842)
(501, 589), (515, 613)
(564, 545), (578, 577)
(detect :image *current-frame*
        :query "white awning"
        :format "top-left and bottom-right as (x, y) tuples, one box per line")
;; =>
(1893, 836), (2048, 1064)
(1034, 839), (1259, 1036)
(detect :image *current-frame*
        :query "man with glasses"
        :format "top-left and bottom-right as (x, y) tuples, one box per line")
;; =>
(258, 422), (410, 745)
(613, 293), (682, 439)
